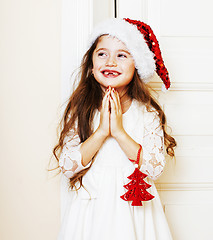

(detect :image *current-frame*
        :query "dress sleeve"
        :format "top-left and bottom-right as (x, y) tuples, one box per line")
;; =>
(58, 129), (92, 178)
(139, 110), (166, 181)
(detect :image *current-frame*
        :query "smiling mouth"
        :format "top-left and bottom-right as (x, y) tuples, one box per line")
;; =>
(101, 70), (121, 78)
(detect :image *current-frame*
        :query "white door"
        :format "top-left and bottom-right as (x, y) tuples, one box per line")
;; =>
(61, 0), (213, 239)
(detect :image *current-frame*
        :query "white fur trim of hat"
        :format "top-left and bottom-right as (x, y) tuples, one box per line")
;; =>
(87, 18), (156, 81)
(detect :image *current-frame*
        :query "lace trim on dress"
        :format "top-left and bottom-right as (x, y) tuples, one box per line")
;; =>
(140, 110), (165, 180)
(59, 130), (91, 178)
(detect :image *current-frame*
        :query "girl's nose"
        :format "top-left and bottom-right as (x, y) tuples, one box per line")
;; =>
(106, 56), (117, 67)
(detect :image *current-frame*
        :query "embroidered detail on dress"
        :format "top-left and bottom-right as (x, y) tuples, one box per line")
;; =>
(59, 129), (91, 178)
(140, 110), (165, 180)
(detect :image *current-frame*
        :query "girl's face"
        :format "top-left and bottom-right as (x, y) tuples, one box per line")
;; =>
(92, 35), (135, 93)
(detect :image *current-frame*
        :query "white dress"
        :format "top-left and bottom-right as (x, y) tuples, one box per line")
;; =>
(57, 99), (173, 240)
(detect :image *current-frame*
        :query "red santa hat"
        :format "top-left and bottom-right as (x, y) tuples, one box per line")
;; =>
(88, 18), (171, 90)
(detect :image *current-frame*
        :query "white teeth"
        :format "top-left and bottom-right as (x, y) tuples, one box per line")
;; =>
(103, 71), (119, 76)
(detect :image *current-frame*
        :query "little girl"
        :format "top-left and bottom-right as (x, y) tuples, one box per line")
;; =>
(53, 18), (176, 240)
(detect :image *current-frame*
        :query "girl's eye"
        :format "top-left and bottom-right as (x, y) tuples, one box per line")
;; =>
(98, 52), (107, 57)
(118, 53), (127, 58)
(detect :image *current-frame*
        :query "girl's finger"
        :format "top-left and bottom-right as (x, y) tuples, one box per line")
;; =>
(115, 90), (122, 114)
(105, 94), (110, 113)
(102, 91), (110, 112)
(109, 96), (116, 116)
(111, 89), (122, 114)
(110, 89), (119, 112)
(103, 87), (110, 98)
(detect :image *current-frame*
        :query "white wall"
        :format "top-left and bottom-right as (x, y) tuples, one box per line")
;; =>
(0, 0), (61, 239)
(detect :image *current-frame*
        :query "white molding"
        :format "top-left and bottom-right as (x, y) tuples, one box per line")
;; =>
(156, 183), (213, 191)
(164, 202), (213, 206)
(147, 0), (161, 38)
(149, 82), (213, 91)
(61, 0), (93, 107)
(117, 0), (147, 21)
(111, 0), (115, 18)
(161, 35), (213, 38)
(60, 0), (93, 221)
(158, 0), (213, 37)
(141, 0), (148, 22)
(93, 0), (114, 26)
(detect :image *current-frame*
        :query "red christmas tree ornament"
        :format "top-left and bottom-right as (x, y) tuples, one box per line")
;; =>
(120, 144), (155, 206)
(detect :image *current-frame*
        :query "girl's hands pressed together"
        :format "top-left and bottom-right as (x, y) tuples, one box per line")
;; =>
(109, 88), (125, 139)
(98, 86), (126, 140)
(98, 88), (111, 138)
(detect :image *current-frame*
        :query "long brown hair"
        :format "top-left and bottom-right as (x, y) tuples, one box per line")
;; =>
(53, 36), (176, 190)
